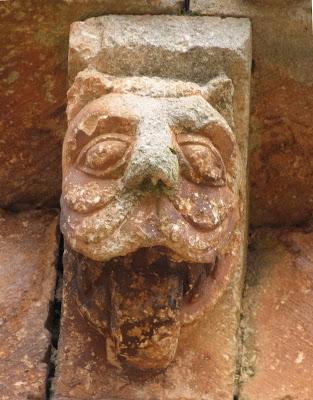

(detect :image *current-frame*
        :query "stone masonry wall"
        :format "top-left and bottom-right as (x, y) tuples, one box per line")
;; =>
(1, 2), (313, 400)
(0, 0), (183, 210)
(1, 0), (312, 228)
(191, 0), (313, 227)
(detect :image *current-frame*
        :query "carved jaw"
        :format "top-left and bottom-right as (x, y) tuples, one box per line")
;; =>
(70, 240), (239, 373)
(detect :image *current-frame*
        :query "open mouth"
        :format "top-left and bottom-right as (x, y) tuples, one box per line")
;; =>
(73, 245), (231, 374)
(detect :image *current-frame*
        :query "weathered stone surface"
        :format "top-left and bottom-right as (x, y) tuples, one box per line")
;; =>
(68, 15), (251, 158)
(61, 72), (241, 362)
(0, 209), (59, 399)
(240, 228), (313, 399)
(55, 252), (244, 400)
(63, 0), (184, 14)
(0, 1), (66, 210)
(0, 0), (183, 211)
(1, 0), (312, 227)
(190, 0), (313, 226)
(54, 245), (243, 400)
(62, 74), (240, 264)
(55, 16), (251, 399)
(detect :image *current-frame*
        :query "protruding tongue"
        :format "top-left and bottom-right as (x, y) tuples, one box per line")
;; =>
(106, 248), (183, 371)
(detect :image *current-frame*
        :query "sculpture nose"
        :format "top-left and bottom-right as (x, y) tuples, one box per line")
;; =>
(123, 121), (179, 190)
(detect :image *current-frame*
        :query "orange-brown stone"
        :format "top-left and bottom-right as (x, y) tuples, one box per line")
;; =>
(0, 0), (183, 210)
(0, 209), (59, 399)
(55, 15), (250, 399)
(240, 228), (313, 399)
(190, 0), (313, 226)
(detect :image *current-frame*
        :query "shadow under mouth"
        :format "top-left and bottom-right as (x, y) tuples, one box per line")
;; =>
(74, 246), (218, 374)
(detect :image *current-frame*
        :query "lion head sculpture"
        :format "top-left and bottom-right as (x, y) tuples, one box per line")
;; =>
(61, 67), (241, 372)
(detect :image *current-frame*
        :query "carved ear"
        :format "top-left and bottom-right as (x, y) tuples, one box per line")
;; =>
(67, 67), (114, 121)
(202, 75), (234, 128)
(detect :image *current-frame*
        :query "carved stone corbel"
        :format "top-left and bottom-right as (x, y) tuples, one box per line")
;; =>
(55, 15), (251, 399)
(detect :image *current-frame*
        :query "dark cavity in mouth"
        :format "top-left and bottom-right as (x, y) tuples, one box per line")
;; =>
(104, 247), (218, 373)
(74, 246), (218, 375)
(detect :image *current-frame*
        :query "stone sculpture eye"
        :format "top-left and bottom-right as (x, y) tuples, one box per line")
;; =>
(77, 134), (131, 178)
(178, 135), (226, 186)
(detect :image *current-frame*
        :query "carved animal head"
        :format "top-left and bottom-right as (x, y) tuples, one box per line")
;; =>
(61, 68), (241, 372)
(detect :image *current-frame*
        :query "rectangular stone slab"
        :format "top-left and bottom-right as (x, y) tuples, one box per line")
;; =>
(240, 228), (313, 399)
(63, 0), (184, 14)
(0, 209), (59, 399)
(55, 15), (251, 400)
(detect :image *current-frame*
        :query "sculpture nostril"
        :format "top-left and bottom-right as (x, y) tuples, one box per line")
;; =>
(151, 176), (160, 186)
(139, 175), (173, 191)
(151, 173), (174, 189)
(123, 144), (179, 190)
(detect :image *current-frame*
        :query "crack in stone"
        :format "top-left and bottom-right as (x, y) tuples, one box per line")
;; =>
(233, 308), (245, 399)
(183, 0), (190, 13)
(45, 236), (64, 400)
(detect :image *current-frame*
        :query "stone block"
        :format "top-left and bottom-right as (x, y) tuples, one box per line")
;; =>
(0, 209), (59, 399)
(64, 0), (183, 15)
(0, 0), (183, 211)
(240, 228), (313, 399)
(190, 0), (313, 227)
(54, 15), (251, 400)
